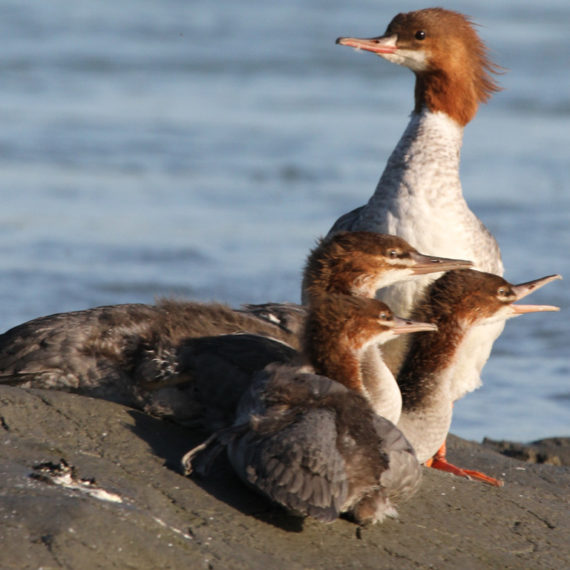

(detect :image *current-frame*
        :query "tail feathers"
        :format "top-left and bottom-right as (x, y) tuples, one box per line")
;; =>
(351, 491), (399, 525)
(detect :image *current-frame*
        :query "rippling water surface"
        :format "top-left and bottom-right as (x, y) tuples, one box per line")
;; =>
(1, 0), (568, 442)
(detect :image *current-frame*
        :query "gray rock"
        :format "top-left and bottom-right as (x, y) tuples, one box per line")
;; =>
(483, 436), (570, 466)
(1, 386), (568, 569)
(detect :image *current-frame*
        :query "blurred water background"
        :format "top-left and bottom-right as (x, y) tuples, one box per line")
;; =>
(0, 0), (568, 442)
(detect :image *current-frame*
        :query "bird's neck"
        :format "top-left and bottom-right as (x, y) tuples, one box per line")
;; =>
(396, 314), (466, 461)
(310, 341), (365, 395)
(414, 72), (479, 126)
(359, 344), (402, 425)
(398, 310), (467, 413)
(366, 108), (464, 210)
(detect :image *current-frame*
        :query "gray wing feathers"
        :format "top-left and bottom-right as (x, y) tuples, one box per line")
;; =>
(372, 415), (422, 502)
(228, 409), (348, 522)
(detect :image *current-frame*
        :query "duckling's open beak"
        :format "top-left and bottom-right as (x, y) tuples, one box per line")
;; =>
(409, 251), (473, 276)
(510, 273), (562, 315)
(336, 35), (398, 55)
(510, 304), (560, 315)
(512, 274), (562, 301)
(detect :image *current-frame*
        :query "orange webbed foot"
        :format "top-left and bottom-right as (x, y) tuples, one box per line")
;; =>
(425, 441), (504, 487)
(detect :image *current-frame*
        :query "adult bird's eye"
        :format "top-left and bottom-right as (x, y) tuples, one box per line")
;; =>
(389, 250), (399, 258)
(415, 30), (426, 40)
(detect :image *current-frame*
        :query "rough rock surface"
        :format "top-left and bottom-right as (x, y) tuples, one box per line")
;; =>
(1, 386), (568, 569)
(483, 436), (570, 467)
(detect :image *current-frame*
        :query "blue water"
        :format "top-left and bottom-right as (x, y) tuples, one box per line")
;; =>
(1, 1), (568, 442)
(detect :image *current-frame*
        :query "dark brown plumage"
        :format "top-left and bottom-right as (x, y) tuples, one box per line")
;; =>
(0, 300), (295, 409)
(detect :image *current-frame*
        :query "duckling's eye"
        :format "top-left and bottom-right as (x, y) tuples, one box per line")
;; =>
(415, 30), (426, 40)
(497, 287), (510, 298)
(389, 249), (399, 258)
(379, 312), (392, 321)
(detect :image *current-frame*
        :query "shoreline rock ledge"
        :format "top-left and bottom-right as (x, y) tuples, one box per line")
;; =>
(1, 386), (568, 569)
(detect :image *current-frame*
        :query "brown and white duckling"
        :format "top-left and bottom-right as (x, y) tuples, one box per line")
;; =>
(395, 270), (561, 486)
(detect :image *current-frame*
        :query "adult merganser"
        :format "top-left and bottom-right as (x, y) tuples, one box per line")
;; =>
(332, 8), (504, 390)
(396, 270), (561, 486)
(0, 232), (470, 425)
(183, 294), (430, 524)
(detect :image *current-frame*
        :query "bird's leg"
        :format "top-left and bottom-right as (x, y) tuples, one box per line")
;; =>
(425, 440), (504, 487)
